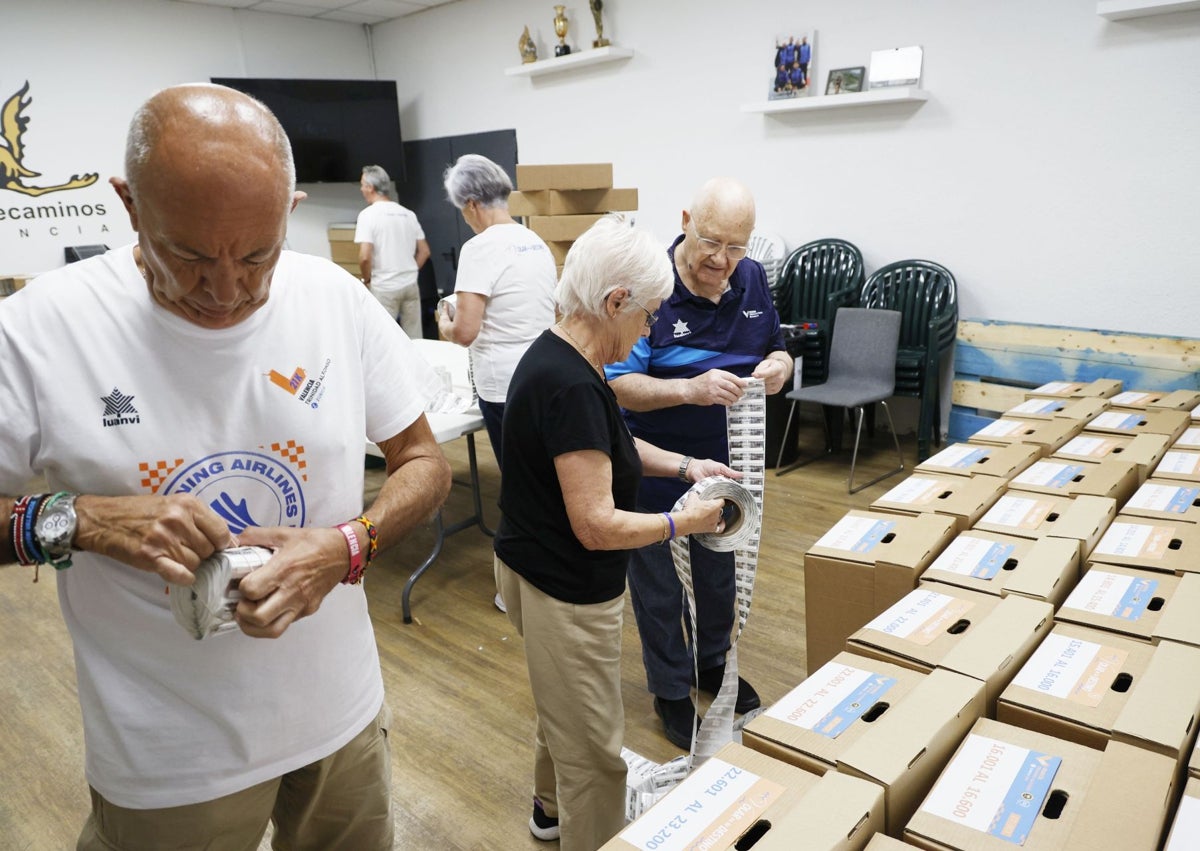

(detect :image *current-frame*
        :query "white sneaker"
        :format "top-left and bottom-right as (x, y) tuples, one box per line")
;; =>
(494, 592), (507, 613)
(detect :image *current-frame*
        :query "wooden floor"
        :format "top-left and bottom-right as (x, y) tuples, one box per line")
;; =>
(0, 415), (921, 850)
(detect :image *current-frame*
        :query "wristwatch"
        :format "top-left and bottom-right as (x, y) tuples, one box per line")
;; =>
(35, 493), (78, 563)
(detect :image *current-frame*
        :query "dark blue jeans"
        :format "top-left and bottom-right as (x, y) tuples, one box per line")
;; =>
(477, 398), (505, 472)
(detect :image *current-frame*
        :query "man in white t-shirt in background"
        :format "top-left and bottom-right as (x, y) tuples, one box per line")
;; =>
(355, 164), (431, 339)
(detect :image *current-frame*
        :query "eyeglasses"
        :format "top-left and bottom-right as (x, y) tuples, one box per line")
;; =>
(630, 296), (659, 328)
(690, 222), (749, 261)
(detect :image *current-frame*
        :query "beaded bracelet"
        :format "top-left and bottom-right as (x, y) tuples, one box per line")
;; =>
(336, 523), (364, 585)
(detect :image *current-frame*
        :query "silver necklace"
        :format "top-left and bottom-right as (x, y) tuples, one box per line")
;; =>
(557, 323), (606, 381)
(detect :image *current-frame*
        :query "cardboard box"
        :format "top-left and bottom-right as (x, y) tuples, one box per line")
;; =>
(1175, 426), (1200, 451)
(1192, 402), (1200, 423)
(0, 275), (31, 295)
(804, 512), (958, 671)
(1054, 563), (1196, 644)
(1027, 378), (1123, 399)
(1164, 775), (1200, 851)
(1155, 449), (1200, 484)
(1111, 389), (1200, 412)
(1009, 395), (1109, 422)
(1088, 514), (1200, 575)
(870, 475), (1005, 533)
(1149, 572), (1200, 649)
(547, 240), (573, 264)
(743, 660), (984, 836)
(846, 586), (1053, 713)
(904, 719), (1176, 851)
(1005, 457), (1139, 505)
(915, 443), (1039, 482)
(1191, 740), (1200, 778)
(865, 835), (920, 850)
(972, 493), (1117, 560)
(1052, 432), (1168, 483)
(919, 532), (1079, 607)
(601, 742), (883, 851)
(515, 162), (613, 191)
(527, 213), (606, 242)
(968, 417), (1081, 456)
(1084, 408), (1190, 443)
(508, 187), (638, 216)
(1122, 479), (1200, 525)
(997, 623), (1200, 762)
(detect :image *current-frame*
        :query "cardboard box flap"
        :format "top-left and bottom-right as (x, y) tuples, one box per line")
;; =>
(839, 669), (984, 788)
(1002, 536), (1081, 602)
(1154, 573), (1200, 647)
(940, 594), (1053, 686)
(751, 770), (884, 851)
(1049, 494), (1117, 545)
(1113, 639), (1200, 756)
(1151, 390), (1200, 412)
(1064, 740), (1177, 850)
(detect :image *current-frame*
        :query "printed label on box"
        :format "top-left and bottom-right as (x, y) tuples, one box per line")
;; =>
(1112, 391), (1153, 406)
(1165, 794), (1200, 851)
(617, 758), (785, 851)
(977, 419), (1029, 438)
(1128, 483), (1199, 514)
(1034, 381), (1077, 395)
(864, 589), (975, 645)
(1159, 451), (1200, 476)
(763, 660), (897, 739)
(930, 535), (1017, 580)
(1178, 427), (1200, 448)
(1192, 403), (1200, 420)
(1014, 461), (1084, 490)
(880, 475), (947, 506)
(1062, 569), (1158, 621)
(1011, 399), (1062, 416)
(921, 733), (1061, 846)
(1094, 521), (1172, 560)
(1091, 411), (1144, 431)
(926, 444), (991, 469)
(814, 515), (897, 553)
(981, 495), (1055, 530)
(1010, 631), (1128, 706)
(1058, 435), (1120, 459)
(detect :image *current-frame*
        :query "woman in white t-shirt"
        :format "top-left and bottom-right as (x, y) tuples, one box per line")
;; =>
(438, 154), (557, 472)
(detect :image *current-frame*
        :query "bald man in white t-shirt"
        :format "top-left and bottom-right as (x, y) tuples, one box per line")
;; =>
(355, 165), (431, 339)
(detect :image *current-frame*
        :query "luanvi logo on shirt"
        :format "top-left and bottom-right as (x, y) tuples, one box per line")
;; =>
(742, 309), (763, 319)
(266, 358), (332, 409)
(101, 387), (140, 427)
(672, 319), (692, 339)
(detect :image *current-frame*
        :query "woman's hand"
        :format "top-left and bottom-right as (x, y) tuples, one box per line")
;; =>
(684, 458), (742, 483)
(674, 494), (728, 537)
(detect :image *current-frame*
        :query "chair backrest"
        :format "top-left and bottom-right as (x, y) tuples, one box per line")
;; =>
(826, 307), (901, 390)
(859, 259), (958, 351)
(747, 231), (788, 291)
(774, 238), (864, 324)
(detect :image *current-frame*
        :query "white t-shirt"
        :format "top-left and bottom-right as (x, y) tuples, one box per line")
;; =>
(454, 222), (557, 402)
(0, 245), (432, 808)
(354, 200), (425, 292)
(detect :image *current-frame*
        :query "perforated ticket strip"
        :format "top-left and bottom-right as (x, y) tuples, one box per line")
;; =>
(624, 378), (766, 822)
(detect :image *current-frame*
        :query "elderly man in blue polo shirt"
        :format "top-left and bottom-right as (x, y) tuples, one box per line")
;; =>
(606, 177), (793, 748)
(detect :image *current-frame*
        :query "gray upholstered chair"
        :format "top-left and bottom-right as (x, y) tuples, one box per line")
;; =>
(775, 307), (905, 493)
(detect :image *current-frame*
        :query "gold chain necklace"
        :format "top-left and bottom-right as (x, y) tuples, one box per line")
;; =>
(557, 323), (606, 381)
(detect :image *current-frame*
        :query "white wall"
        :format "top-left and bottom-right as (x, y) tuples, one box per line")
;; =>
(371, 0), (1200, 337)
(2, 0), (372, 274)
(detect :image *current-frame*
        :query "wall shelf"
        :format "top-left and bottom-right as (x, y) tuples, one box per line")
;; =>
(1097, 0), (1200, 19)
(505, 46), (634, 78)
(742, 86), (929, 114)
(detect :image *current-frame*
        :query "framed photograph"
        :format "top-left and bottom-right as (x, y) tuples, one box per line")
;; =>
(868, 45), (923, 88)
(768, 30), (816, 100)
(825, 66), (865, 96)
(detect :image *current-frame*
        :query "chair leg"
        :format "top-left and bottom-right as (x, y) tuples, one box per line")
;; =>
(775, 401), (833, 477)
(847, 401), (907, 495)
(774, 400), (799, 472)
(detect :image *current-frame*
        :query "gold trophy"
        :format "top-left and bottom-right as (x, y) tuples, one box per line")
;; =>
(590, 0), (610, 48)
(518, 25), (538, 63)
(553, 5), (571, 57)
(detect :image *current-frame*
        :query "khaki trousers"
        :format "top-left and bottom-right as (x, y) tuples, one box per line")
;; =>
(497, 557), (628, 851)
(76, 705), (394, 851)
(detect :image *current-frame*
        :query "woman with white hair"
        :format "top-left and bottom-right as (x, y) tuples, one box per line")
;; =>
(494, 215), (738, 851)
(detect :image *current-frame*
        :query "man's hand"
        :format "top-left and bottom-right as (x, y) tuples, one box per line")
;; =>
(686, 369), (747, 407)
(73, 494), (236, 586)
(234, 525), (348, 639)
(752, 356), (792, 395)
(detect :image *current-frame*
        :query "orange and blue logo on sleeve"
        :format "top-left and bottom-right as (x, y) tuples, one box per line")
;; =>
(266, 357), (332, 409)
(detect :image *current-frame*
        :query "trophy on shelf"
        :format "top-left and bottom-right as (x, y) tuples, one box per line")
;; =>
(589, 0), (610, 48)
(553, 5), (571, 57)
(518, 25), (538, 64)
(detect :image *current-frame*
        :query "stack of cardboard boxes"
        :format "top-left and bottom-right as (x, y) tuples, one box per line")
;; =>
(509, 163), (638, 277)
(326, 224), (360, 280)
(609, 376), (1200, 850)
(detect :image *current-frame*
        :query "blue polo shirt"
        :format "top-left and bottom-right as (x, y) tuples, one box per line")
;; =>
(606, 234), (785, 511)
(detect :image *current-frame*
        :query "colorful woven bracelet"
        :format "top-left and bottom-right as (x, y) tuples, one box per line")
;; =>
(336, 522), (365, 585)
(353, 515), (379, 567)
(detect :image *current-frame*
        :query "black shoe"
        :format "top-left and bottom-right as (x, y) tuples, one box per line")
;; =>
(654, 696), (699, 750)
(529, 798), (560, 841)
(697, 666), (762, 714)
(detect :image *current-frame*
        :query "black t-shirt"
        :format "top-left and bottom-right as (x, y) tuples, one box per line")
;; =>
(495, 330), (642, 604)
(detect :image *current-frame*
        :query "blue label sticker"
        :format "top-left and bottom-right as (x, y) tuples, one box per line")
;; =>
(1046, 464), (1085, 489)
(850, 520), (897, 553)
(1116, 577), (1159, 621)
(972, 542), (1017, 580)
(1166, 487), (1200, 515)
(988, 749), (1061, 844)
(1111, 413), (1144, 431)
(813, 674), (897, 739)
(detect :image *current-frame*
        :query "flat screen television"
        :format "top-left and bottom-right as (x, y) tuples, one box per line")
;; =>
(210, 77), (404, 184)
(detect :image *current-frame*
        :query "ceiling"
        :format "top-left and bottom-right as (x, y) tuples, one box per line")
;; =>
(168, 0), (460, 26)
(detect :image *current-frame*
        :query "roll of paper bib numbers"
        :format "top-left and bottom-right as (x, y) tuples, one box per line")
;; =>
(169, 546), (273, 640)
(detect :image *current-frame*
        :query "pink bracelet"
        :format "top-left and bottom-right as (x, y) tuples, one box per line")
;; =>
(336, 523), (364, 584)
